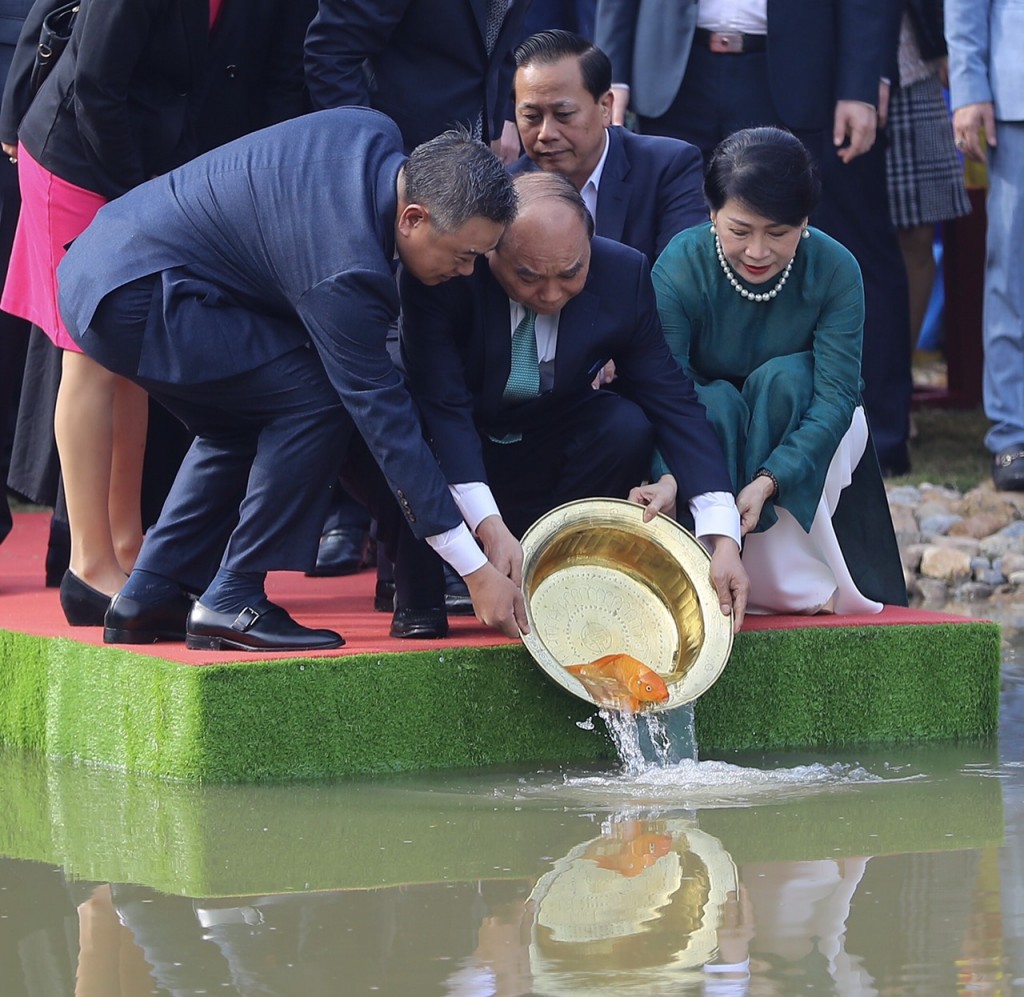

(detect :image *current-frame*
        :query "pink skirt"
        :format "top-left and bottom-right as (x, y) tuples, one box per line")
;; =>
(1, 145), (107, 351)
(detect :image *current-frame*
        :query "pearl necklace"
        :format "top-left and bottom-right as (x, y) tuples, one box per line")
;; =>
(714, 230), (794, 303)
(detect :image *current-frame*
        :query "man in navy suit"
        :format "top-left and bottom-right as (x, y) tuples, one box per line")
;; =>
(509, 29), (706, 264)
(57, 108), (526, 652)
(387, 172), (747, 638)
(305, 0), (532, 158)
(304, 0), (533, 577)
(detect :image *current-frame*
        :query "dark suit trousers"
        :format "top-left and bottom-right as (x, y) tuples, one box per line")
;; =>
(355, 389), (657, 610)
(81, 278), (351, 592)
(814, 137), (912, 474)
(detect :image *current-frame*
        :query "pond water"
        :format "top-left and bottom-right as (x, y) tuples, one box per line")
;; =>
(1, 629), (1022, 996)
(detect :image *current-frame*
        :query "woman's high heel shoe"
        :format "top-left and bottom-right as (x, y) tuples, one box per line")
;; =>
(59, 571), (112, 627)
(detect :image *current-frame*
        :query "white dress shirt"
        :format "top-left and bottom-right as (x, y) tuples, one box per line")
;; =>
(696, 0), (768, 34)
(580, 130), (612, 222)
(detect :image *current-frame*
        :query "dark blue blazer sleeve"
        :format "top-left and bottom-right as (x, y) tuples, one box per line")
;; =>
(304, 0), (410, 111)
(594, 245), (733, 501)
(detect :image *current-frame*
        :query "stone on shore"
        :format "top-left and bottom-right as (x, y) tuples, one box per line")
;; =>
(885, 483), (1023, 628)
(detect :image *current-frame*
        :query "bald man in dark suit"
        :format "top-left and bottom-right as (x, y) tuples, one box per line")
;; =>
(385, 172), (747, 638)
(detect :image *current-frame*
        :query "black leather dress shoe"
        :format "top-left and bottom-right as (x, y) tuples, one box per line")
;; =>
(59, 571), (111, 627)
(186, 601), (345, 652)
(993, 444), (1024, 491)
(390, 606), (448, 639)
(374, 578), (396, 612)
(306, 527), (368, 577)
(443, 570), (475, 616)
(104, 589), (194, 644)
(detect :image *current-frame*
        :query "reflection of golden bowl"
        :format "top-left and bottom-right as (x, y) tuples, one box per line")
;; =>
(528, 821), (739, 989)
(520, 499), (733, 711)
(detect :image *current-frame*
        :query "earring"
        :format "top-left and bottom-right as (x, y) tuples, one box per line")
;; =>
(801, 227), (810, 239)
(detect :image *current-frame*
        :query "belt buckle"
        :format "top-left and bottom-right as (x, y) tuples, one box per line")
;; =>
(709, 31), (743, 53)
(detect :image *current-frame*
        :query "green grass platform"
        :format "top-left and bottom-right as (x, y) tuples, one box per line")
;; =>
(0, 744), (1004, 897)
(0, 514), (1002, 782)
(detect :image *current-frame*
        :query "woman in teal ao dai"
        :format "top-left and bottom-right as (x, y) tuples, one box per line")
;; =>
(645, 127), (904, 615)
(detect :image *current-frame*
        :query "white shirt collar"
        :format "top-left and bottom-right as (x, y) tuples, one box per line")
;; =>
(580, 129), (611, 222)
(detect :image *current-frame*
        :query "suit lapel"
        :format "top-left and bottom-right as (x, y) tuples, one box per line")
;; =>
(469, 0), (488, 45)
(595, 128), (630, 244)
(480, 267), (514, 418)
(552, 284), (600, 388)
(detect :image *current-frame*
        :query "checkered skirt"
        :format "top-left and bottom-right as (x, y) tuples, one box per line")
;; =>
(886, 75), (971, 229)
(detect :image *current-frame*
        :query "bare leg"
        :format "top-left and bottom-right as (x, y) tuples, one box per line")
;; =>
(110, 374), (148, 573)
(898, 224), (937, 355)
(55, 350), (145, 595)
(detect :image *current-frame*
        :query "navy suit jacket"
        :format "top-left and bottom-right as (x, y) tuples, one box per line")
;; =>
(399, 236), (732, 504)
(511, 125), (706, 264)
(596, 0), (887, 128)
(194, 0), (315, 152)
(1, 0), (315, 184)
(58, 107), (463, 540)
(304, 0), (531, 150)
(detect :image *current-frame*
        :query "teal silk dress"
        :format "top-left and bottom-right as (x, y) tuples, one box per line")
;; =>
(652, 223), (906, 611)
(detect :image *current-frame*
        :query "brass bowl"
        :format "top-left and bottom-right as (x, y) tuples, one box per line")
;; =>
(520, 498), (733, 711)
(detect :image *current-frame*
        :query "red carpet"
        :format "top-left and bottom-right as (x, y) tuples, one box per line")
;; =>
(0, 512), (506, 664)
(0, 512), (980, 666)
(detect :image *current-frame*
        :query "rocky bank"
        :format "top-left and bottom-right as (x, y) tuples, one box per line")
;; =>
(886, 481), (1024, 638)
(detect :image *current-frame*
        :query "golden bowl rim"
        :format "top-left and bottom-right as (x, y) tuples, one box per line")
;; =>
(519, 498), (734, 712)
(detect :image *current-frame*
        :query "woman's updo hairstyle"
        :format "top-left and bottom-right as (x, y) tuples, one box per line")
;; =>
(704, 127), (820, 226)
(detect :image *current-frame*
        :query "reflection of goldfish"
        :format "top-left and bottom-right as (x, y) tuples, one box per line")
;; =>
(565, 653), (669, 712)
(585, 831), (673, 878)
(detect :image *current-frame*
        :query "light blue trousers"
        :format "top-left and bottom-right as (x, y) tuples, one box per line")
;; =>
(984, 119), (1024, 451)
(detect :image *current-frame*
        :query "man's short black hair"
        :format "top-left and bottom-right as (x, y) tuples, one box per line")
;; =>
(514, 29), (612, 101)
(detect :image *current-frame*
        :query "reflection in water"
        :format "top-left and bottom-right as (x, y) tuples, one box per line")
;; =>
(1, 819), (1002, 996)
(0, 748), (1012, 996)
(525, 818), (736, 994)
(0, 635), (1020, 995)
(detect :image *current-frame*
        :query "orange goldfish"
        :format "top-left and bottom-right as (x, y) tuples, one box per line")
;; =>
(585, 828), (674, 878)
(565, 653), (669, 712)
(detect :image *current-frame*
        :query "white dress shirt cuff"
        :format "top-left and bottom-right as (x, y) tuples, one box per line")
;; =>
(689, 491), (741, 547)
(450, 481), (501, 534)
(426, 522), (488, 577)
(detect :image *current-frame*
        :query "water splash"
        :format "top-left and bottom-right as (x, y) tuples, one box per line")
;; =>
(502, 754), (911, 811)
(540, 700), (914, 809)
(597, 704), (696, 775)
(599, 708), (680, 774)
